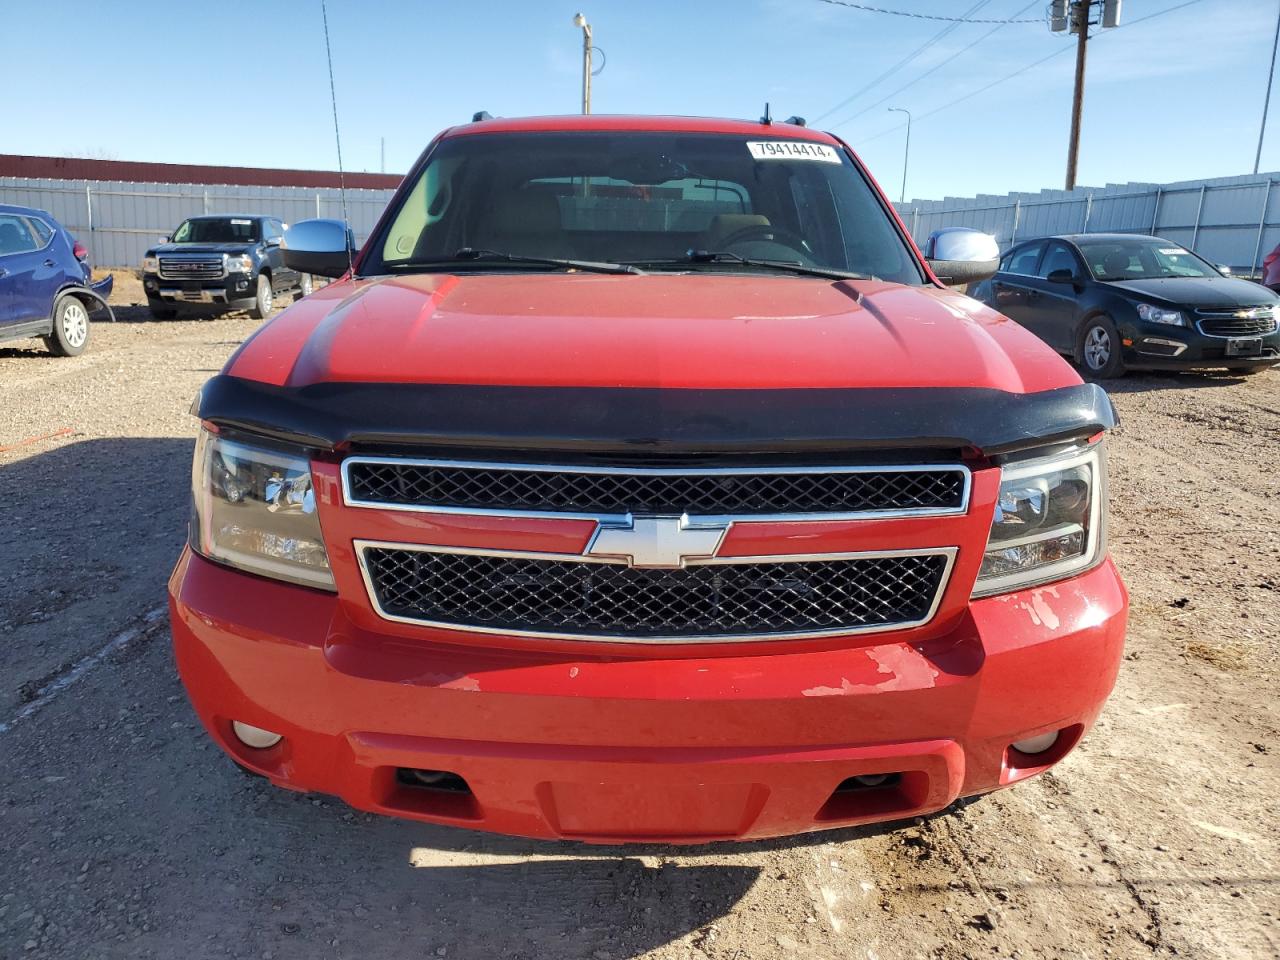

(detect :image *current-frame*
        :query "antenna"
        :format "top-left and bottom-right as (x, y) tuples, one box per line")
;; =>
(761, 102), (773, 125)
(320, 0), (353, 275)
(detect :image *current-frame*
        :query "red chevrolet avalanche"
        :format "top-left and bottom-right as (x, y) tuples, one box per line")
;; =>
(168, 115), (1127, 843)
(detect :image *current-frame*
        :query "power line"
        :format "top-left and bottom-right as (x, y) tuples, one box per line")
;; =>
(813, 0), (993, 124)
(850, 0), (1205, 150)
(827, 0), (1040, 130)
(813, 0), (1042, 23)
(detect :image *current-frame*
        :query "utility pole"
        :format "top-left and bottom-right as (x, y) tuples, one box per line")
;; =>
(1256, 1), (1280, 175)
(1053, 0), (1121, 191)
(573, 12), (593, 115)
(380, 137), (385, 174)
(1064, 0), (1091, 191)
(888, 107), (911, 204)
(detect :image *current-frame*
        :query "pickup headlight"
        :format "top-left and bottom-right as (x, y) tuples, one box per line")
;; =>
(972, 444), (1106, 598)
(190, 428), (334, 590)
(142, 255), (159, 273)
(225, 254), (254, 273)
(1135, 302), (1184, 326)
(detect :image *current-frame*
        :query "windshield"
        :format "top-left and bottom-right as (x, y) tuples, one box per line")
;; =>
(365, 131), (924, 284)
(172, 218), (260, 244)
(1077, 238), (1219, 281)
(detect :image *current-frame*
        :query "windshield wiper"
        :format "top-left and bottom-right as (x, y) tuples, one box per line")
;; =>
(387, 247), (643, 275)
(630, 250), (873, 282)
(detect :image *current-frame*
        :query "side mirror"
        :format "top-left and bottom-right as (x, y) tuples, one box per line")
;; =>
(1046, 268), (1077, 284)
(923, 227), (1000, 287)
(159, 235), (170, 244)
(281, 218), (356, 278)
(1217, 264), (1232, 275)
(265, 235), (283, 247)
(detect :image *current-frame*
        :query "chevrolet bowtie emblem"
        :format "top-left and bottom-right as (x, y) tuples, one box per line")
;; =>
(585, 515), (729, 568)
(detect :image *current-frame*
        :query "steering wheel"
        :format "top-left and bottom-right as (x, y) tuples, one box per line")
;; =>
(715, 224), (812, 257)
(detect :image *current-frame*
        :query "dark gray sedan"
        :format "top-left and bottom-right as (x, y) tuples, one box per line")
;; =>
(970, 233), (1280, 377)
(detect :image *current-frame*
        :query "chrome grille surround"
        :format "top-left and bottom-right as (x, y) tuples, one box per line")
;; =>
(158, 254), (226, 281)
(342, 458), (972, 522)
(355, 540), (958, 643)
(1194, 306), (1278, 338)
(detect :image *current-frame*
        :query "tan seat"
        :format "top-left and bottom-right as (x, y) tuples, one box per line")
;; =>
(474, 191), (568, 258)
(700, 213), (772, 250)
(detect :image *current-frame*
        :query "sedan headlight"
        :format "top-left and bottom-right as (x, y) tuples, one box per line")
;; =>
(1135, 302), (1184, 326)
(142, 255), (159, 273)
(225, 254), (254, 273)
(972, 443), (1106, 597)
(190, 428), (334, 590)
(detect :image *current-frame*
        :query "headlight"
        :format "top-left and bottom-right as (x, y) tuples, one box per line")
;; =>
(225, 254), (253, 273)
(142, 255), (159, 273)
(190, 428), (334, 590)
(1135, 302), (1184, 326)
(972, 444), (1106, 598)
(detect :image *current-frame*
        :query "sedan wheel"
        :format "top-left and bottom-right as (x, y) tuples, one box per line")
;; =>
(1084, 326), (1110, 370)
(1079, 316), (1125, 379)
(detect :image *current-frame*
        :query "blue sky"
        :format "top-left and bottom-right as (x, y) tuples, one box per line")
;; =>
(6, 0), (1275, 201)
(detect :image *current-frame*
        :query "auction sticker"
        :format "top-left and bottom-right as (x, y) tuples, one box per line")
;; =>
(747, 141), (841, 163)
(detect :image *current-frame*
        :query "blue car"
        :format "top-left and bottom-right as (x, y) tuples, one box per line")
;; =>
(0, 203), (113, 356)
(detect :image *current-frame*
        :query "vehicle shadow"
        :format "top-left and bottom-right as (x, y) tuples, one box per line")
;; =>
(229, 774), (933, 959)
(1099, 367), (1272, 395)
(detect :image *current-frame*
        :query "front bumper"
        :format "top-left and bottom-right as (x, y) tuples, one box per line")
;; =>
(143, 272), (256, 308)
(1121, 319), (1280, 369)
(169, 549), (1127, 844)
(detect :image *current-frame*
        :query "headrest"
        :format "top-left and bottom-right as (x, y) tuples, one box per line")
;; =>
(492, 191), (562, 234)
(1102, 250), (1131, 277)
(703, 213), (772, 246)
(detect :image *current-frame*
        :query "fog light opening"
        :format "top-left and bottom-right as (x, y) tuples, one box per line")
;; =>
(835, 772), (903, 792)
(231, 720), (283, 749)
(396, 768), (472, 794)
(1011, 730), (1060, 755)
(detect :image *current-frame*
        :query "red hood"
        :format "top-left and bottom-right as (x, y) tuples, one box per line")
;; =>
(226, 273), (1079, 394)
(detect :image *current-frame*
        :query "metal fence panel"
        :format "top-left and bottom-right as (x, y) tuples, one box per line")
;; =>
(896, 171), (1280, 275)
(10, 170), (1280, 276)
(0, 178), (396, 268)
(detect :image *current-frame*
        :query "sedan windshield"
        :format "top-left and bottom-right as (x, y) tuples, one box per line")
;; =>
(365, 131), (924, 284)
(1077, 238), (1219, 281)
(172, 218), (260, 244)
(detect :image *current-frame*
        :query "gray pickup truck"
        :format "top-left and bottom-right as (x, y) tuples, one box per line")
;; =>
(140, 214), (311, 319)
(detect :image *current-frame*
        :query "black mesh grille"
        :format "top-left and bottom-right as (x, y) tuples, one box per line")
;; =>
(362, 548), (948, 639)
(1197, 314), (1277, 337)
(347, 462), (965, 515)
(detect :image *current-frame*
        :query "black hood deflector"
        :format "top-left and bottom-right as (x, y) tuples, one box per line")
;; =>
(195, 375), (1117, 459)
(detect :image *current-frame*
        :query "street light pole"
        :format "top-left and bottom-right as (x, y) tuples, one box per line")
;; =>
(573, 12), (593, 115)
(888, 107), (911, 204)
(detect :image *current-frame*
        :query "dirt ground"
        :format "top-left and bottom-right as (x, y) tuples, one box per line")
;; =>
(0, 274), (1276, 960)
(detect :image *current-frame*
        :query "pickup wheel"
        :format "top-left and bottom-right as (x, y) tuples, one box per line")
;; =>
(248, 273), (273, 320)
(294, 273), (313, 300)
(45, 295), (91, 357)
(1078, 316), (1125, 379)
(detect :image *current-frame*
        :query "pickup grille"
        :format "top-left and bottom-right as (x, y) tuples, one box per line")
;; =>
(344, 460), (968, 517)
(359, 546), (951, 641)
(1195, 308), (1277, 338)
(158, 255), (225, 280)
